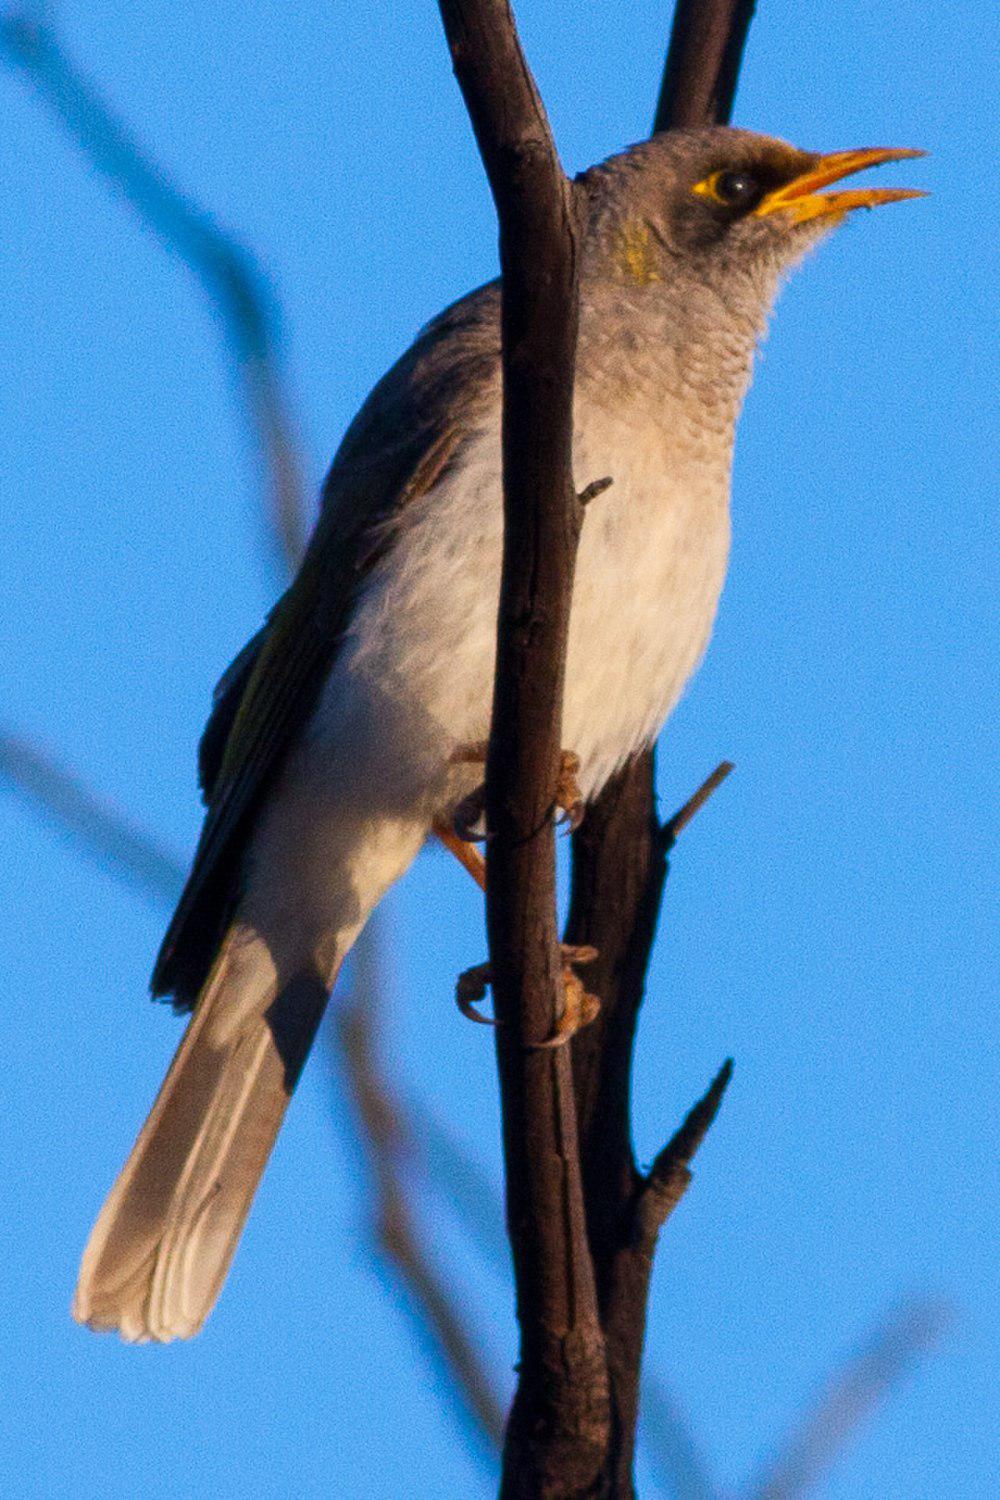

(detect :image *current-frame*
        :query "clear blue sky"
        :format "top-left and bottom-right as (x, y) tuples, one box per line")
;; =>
(1, 2), (995, 1496)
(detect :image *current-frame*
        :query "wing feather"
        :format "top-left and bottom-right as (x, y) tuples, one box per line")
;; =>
(152, 284), (499, 1008)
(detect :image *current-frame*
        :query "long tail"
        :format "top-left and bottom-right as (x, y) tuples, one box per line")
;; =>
(73, 929), (332, 1342)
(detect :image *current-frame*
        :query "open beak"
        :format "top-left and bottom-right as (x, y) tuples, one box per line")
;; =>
(754, 147), (927, 224)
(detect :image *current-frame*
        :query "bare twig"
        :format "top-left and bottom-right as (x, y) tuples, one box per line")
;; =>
(662, 761), (734, 847)
(332, 925), (506, 1462)
(0, 12), (308, 580)
(743, 1298), (953, 1500)
(0, 730), (184, 905)
(635, 1061), (733, 1241)
(654, 0), (757, 134)
(642, 1378), (722, 1500)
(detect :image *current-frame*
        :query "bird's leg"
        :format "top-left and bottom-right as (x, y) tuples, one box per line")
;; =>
(449, 740), (585, 841)
(433, 822), (486, 891)
(437, 748), (597, 1042)
(454, 945), (600, 1046)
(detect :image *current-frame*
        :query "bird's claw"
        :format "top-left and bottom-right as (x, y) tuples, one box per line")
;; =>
(455, 944), (600, 1046)
(554, 751), (585, 832)
(452, 784), (487, 844)
(532, 944), (600, 1049)
(455, 962), (498, 1026)
(449, 743), (585, 834)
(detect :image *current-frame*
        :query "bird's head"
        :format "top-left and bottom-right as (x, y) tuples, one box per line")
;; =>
(584, 126), (925, 281)
(579, 126), (925, 407)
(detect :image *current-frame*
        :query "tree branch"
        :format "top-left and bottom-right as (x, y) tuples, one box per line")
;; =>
(436, 3), (611, 1493)
(332, 927), (506, 1462)
(743, 1299), (953, 1500)
(566, 763), (734, 1491)
(634, 1059), (733, 1244)
(0, 12), (308, 581)
(654, 0), (757, 134)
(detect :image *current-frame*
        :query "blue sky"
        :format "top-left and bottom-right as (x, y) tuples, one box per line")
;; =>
(1, 2), (996, 1496)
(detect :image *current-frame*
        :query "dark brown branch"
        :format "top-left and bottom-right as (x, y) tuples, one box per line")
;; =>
(566, 763), (733, 1493)
(654, 0), (757, 133)
(635, 1060), (733, 1241)
(596, 1060), (732, 1494)
(0, 12), (307, 580)
(436, 3), (611, 1493)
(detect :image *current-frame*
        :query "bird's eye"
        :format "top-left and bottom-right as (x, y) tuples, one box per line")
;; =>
(692, 169), (765, 213)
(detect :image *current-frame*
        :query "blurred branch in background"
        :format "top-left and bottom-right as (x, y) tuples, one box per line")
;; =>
(0, 730), (185, 908)
(743, 1297), (954, 1500)
(332, 922), (506, 1464)
(0, 9), (308, 582)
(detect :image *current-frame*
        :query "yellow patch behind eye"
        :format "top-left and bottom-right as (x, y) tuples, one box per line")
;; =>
(692, 171), (726, 204)
(614, 219), (661, 286)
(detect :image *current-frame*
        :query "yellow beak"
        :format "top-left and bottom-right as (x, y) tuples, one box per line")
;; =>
(754, 147), (927, 224)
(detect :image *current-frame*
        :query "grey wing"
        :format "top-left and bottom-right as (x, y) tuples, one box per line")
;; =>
(152, 284), (500, 1010)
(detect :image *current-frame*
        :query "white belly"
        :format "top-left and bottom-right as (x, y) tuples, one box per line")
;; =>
(244, 400), (730, 959)
(310, 402), (730, 810)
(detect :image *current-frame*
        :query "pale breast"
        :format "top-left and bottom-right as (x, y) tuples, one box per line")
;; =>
(563, 403), (731, 797)
(311, 394), (730, 814)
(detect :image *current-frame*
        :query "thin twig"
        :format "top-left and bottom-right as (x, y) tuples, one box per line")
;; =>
(0, 730), (184, 906)
(331, 927), (506, 1461)
(662, 761), (734, 848)
(638, 1061), (733, 1237)
(742, 1298), (953, 1500)
(0, 12), (307, 580)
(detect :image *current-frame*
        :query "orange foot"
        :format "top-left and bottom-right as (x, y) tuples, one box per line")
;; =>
(449, 743), (585, 842)
(455, 943), (600, 1048)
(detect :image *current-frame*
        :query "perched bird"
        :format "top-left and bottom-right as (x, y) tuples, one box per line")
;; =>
(74, 127), (922, 1342)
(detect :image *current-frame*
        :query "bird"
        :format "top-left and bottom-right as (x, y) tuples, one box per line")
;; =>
(73, 126), (923, 1342)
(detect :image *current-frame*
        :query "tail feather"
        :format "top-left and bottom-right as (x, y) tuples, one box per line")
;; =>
(73, 930), (330, 1342)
